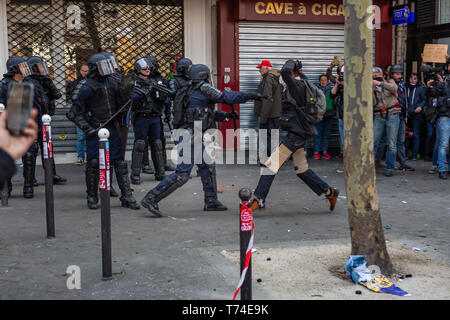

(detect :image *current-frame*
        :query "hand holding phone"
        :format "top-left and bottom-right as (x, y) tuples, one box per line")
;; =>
(6, 82), (34, 136)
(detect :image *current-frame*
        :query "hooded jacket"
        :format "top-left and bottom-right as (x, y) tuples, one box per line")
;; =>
(405, 83), (426, 116)
(254, 69), (282, 124)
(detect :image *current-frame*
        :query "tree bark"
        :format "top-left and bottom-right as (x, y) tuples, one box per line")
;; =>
(343, 0), (393, 275)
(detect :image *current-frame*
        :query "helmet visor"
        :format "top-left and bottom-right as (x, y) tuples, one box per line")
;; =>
(109, 56), (119, 70)
(17, 62), (32, 77)
(136, 58), (151, 71)
(34, 61), (49, 76)
(96, 60), (115, 76)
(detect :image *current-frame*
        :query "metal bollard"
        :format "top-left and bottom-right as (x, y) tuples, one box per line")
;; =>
(235, 188), (254, 300)
(98, 128), (112, 281)
(42, 115), (55, 238)
(0, 104), (8, 207)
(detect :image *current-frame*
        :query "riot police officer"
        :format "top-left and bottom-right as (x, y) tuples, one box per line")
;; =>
(130, 58), (168, 184)
(26, 56), (67, 185)
(169, 58), (192, 92)
(140, 64), (257, 217)
(71, 53), (139, 210)
(145, 56), (175, 172)
(0, 56), (42, 198)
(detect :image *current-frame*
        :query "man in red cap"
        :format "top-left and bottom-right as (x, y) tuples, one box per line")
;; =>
(255, 60), (283, 159)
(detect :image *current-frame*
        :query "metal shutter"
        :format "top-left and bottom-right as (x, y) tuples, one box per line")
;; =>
(238, 22), (375, 150)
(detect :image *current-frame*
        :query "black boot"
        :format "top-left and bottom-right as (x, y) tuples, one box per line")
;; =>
(151, 139), (166, 181)
(86, 159), (99, 210)
(109, 170), (119, 198)
(114, 161), (140, 210)
(23, 152), (35, 199)
(131, 140), (145, 185)
(204, 197), (228, 211)
(142, 139), (154, 174)
(52, 158), (67, 185)
(141, 173), (190, 217)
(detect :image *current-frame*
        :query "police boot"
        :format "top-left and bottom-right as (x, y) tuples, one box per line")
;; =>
(52, 158), (67, 185)
(114, 161), (140, 210)
(23, 152), (35, 199)
(141, 173), (190, 217)
(142, 140), (154, 174)
(151, 140), (166, 181)
(109, 170), (119, 198)
(131, 140), (145, 185)
(86, 159), (99, 210)
(204, 197), (228, 211)
(161, 136), (176, 171)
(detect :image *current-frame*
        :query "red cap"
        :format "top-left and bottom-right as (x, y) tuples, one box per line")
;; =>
(257, 60), (272, 69)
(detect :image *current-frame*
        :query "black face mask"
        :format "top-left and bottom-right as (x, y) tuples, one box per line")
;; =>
(374, 77), (384, 82)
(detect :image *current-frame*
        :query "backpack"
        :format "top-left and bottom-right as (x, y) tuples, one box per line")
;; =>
(302, 80), (326, 124)
(173, 81), (202, 129)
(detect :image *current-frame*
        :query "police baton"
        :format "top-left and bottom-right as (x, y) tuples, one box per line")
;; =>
(0, 104), (8, 206)
(98, 128), (113, 281)
(233, 188), (254, 300)
(42, 115), (55, 238)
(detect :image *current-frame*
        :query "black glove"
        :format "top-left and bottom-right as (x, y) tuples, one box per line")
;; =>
(252, 92), (264, 101)
(226, 111), (239, 120)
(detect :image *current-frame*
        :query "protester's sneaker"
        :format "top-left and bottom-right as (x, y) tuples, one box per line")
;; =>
(335, 168), (344, 173)
(250, 198), (265, 211)
(428, 166), (438, 174)
(325, 188), (339, 212)
(439, 172), (448, 180)
(76, 158), (85, 166)
(322, 152), (332, 160)
(384, 170), (394, 177)
(314, 152), (321, 160)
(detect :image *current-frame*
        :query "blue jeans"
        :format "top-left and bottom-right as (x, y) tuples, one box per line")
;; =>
(436, 117), (450, 173)
(76, 127), (86, 159)
(254, 132), (330, 201)
(397, 119), (408, 166)
(426, 122), (436, 159)
(313, 117), (334, 153)
(411, 115), (424, 159)
(338, 118), (344, 153)
(374, 114), (400, 171)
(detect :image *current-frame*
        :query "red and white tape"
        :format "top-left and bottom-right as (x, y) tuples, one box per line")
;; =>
(232, 201), (254, 300)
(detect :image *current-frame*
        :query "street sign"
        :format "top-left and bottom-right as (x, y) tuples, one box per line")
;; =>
(392, 6), (415, 25)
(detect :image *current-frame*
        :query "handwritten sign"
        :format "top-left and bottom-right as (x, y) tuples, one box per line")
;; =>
(422, 44), (449, 63)
(239, 0), (345, 23)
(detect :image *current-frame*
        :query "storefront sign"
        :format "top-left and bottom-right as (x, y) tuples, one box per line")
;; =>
(392, 6), (414, 25)
(239, 0), (345, 23)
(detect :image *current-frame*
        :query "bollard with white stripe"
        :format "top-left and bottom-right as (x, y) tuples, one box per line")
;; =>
(233, 188), (254, 300)
(42, 114), (55, 238)
(98, 128), (113, 281)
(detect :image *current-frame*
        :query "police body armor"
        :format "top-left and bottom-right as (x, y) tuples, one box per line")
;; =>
(134, 77), (165, 117)
(84, 78), (119, 127)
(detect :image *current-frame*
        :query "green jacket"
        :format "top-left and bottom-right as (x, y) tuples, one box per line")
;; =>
(254, 70), (283, 124)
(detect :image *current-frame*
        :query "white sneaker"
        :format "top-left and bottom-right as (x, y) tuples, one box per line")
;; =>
(428, 165), (438, 174)
(76, 158), (85, 166)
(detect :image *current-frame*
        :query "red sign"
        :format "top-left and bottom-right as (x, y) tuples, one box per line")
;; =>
(240, 203), (253, 232)
(239, 0), (345, 23)
(99, 170), (106, 190)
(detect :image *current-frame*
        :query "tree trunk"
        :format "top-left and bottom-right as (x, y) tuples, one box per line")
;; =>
(343, 0), (393, 275)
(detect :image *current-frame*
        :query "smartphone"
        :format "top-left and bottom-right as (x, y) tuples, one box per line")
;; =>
(6, 82), (34, 136)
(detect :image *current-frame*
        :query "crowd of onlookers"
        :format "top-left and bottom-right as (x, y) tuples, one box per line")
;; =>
(254, 57), (450, 180)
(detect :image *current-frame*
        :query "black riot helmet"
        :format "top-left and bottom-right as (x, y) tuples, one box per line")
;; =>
(100, 51), (119, 72)
(293, 60), (303, 72)
(134, 58), (154, 75)
(144, 56), (159, 72)
(188, 64), (211, 82)
(175, 58), (192, 77)
(390, 64), (403, 75)
(87, 53), (115, 77)
(5, 56), (32, 77)
(27, 56), (49, 76)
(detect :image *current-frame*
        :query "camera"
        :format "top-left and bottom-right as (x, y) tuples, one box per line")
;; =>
(338, 75), (344, 82)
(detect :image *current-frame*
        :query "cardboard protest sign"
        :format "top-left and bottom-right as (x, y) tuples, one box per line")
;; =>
(422, 44), (448, 63)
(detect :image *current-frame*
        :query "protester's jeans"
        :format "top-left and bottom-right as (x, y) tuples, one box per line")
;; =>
(374, 114), (400, 171)
(397, 119), (408, 166)
(76, 127), (86, 160)
(254, 132), (330, 201)
(313, 117), (334, 153)
(411, 115), (424, 160)
(436, 117), (450, 173)
(338, 118), (344, 153)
